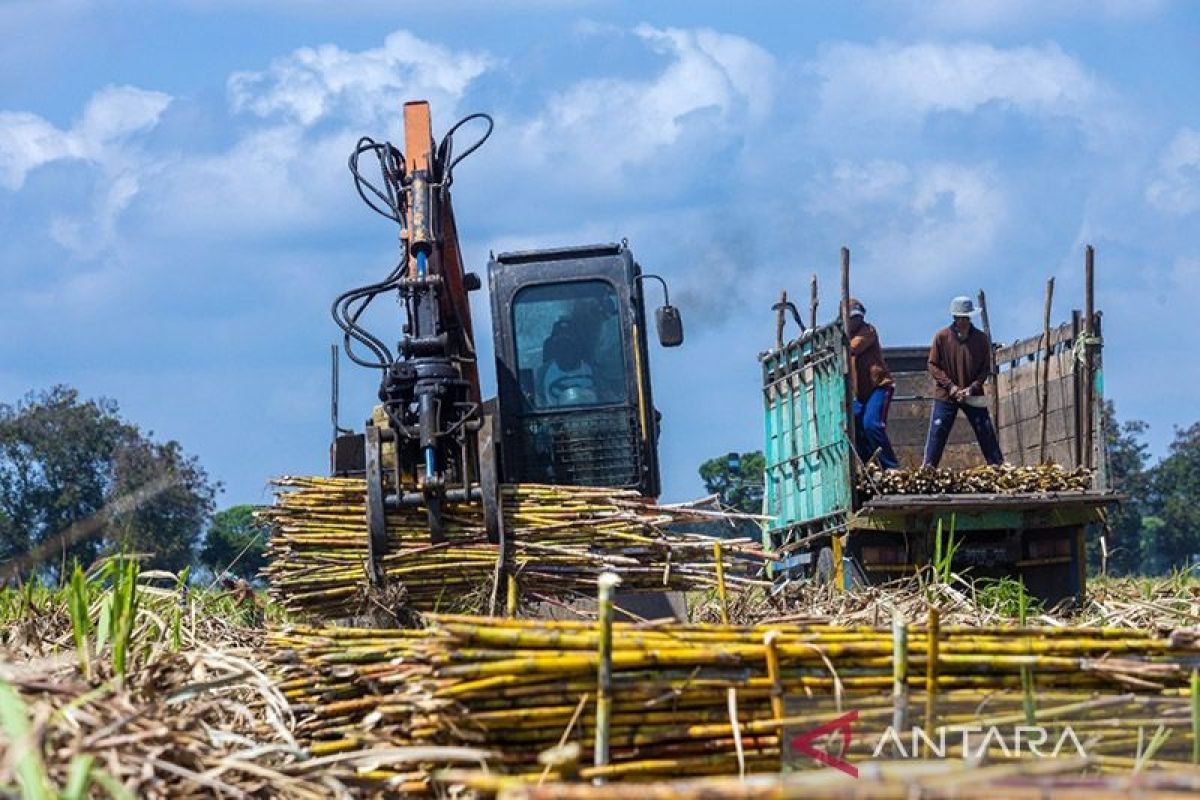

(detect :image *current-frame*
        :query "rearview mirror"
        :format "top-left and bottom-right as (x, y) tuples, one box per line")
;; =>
(656, 305), (684, 347)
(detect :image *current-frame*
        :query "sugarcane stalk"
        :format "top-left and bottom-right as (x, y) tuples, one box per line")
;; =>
(892, 614), (908, 756)
(507, 573), (519, 618)
(763, 631), (783, 721)
(1020, 582), (1037, 727)
(925, 605), (940, 753)
(713, 540), (729, 626)
(594, 572), (620, 781)
(1191, 668), (1199, 765)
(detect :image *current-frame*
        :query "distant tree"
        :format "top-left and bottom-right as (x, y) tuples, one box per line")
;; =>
(1143, 422), (1200, 572)
(108, 437), (217, 574)
(0, 387), (131, 568)
(0, 386), (217, 577)
(199, 505), (269, 582)
(699, 451), (765, 515)
(1092, 401), (1152, 576)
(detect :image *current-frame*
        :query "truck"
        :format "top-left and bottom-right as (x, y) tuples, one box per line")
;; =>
(761, 248), (1116, 604)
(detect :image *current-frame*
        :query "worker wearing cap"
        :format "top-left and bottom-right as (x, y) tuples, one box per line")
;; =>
(846, 298), (899, 469)
(923, 296), (1004, 466)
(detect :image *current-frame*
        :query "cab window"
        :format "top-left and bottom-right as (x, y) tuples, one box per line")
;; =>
(512, 281), (626, 410)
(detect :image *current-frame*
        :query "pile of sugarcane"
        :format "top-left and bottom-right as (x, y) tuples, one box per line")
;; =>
(270, 614), (1200, 791)
(450, 763), (1200, 800)
(0, 648), (338, 799)
(261, 477), (766, 619)
(857, 463), (1094, 498)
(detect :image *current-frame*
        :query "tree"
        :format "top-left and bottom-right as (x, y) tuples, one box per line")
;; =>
(1143, 422), (1200, 572)
(0, 387), (132, 568)
(199, 505), (269, 582)
(0, 386), (217, 577)
(699, 451), (765, 515)
(1092, 401), (1152, 576)
(108, 437), (218, 574)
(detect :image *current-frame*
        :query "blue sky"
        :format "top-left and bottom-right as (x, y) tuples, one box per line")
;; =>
(2, 0), (1198, 507)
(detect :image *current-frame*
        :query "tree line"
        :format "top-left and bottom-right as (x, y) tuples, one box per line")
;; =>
(0, 386), (265, 583)
(1099, 402), (1200, 575)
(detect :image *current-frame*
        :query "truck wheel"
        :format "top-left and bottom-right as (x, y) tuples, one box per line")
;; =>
(815, 547), (835, 585)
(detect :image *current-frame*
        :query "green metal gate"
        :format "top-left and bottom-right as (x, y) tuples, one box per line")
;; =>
(761, 322), (853, 572)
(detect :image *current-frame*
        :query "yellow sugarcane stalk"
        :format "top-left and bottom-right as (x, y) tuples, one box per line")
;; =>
(594, 572), (620, 781)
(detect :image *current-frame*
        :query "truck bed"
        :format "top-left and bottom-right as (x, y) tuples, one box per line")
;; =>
(860, 490), (1118, 513)
(853, 490), (1119, 533)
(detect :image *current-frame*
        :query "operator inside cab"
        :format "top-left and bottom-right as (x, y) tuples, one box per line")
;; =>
(513, 281), (627, 409)
(541, 317), (598, 405)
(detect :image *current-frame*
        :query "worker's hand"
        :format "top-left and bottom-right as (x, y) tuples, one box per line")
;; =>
(949, 386), (964, 402)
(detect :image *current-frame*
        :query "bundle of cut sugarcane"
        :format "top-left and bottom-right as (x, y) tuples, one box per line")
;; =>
(451, 763), (1200, 800)
(270, 616), (1200, 791)
(261, 477), (767, 619)
(857, 463), (1094, 498)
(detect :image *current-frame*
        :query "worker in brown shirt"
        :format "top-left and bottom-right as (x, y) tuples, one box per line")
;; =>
(922, 296), (1004, 466)
(847, 298), (899, 469)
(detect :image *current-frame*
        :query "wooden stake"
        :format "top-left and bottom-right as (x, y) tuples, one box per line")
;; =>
(775, 289), (788, 350)
(840, 247), (856, 471)
(1084, 245), (1096, 471)
(1039, 277), (1055, 464)
(977, 289), (1001, 429)
(809, 273), (819, 331)
(839, 247), (851, 336)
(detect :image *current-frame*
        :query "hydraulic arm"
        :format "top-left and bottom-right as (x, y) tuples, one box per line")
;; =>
(331, 101), (496, 571)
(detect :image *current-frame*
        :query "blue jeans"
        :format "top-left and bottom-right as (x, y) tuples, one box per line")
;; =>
(922, 399), (1004, 467)
(853, 386), (899, 469)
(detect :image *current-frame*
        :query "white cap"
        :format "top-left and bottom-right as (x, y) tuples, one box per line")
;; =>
(949, 296), (980, 316)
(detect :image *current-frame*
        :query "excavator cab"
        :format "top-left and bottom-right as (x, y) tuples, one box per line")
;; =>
(489, 243), (681, 498)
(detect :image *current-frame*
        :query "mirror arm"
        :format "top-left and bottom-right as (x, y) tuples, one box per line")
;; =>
(635, 273), (671, 306)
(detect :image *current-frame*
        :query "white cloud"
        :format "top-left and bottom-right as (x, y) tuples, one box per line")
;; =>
(227, 30), (493, 127)
(1145, 127), (1200, 216)
(0, 112), (76, 190)
(138, 125), (321, 237)
(902, 0), (1170, 32)
(49, 171), (141, 257)
(516, 25), (774, 179)
(0, 85), (170, 190)
(811, 41), (1108, 142)
(810, 159), (1006, 287)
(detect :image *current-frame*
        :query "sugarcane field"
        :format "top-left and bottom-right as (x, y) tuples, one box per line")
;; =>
(3, 4), (1200, 799)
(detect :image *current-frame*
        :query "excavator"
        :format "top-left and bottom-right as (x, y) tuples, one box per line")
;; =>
(328, 101), (684, 584)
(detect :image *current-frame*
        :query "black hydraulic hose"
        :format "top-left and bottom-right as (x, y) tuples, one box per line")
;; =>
(435, 113), (493, 187)
(330, 258), (408, 368)
(349, 138), (404, 223)
(335, 113), (492, 372)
